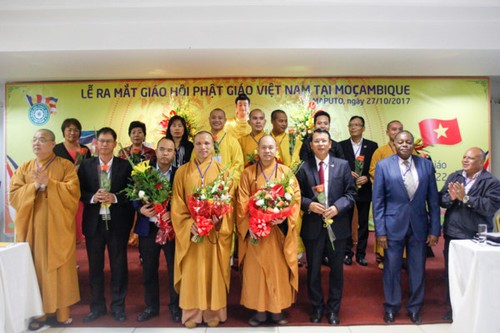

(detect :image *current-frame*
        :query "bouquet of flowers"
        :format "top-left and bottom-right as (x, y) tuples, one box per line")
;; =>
(248, 167), (298, 244)
(120, 145), (174, 245)
(354, 155), (365, 189)
(312, 183), (336, 250)
(98, 163), (111, 230)
(283, 91), (323, 145)
(245, 150), (259, 167)
(188, 167), (234, 243)
(414, 138), (432, 159)
(159, 94), (198, 141)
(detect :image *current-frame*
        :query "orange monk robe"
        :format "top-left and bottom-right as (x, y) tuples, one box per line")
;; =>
(238, 130), (265, 166)
(9, 154), (80, 314)
(270, 131), (301, 168)
(171, 158), (234, 317)
(236, 161), (301, 313)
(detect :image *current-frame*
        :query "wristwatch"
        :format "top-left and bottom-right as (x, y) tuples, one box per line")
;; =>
(462, 195), (470, 204)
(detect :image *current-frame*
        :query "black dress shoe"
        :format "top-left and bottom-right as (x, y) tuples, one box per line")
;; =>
(343, 255), (353, 265)
(83, 310), (107, 323)
(356, 257), (368, 266)
(309, 308), (323, 323)
(137, 309), (159, 322)
(248, 315), (266, 327)
(326, 312), (340, 325)
(408, 312), (422, 324)
(111, 311), (127, 322)
(383, 312), (395, 323)
(170, 307), (182, 322)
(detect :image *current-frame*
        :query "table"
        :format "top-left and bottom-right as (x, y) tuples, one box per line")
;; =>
(449, 240), (500, 333)
(0, 242), (43, 333)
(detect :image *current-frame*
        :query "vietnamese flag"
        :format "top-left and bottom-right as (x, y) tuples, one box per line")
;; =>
(418, 118), (462, 145)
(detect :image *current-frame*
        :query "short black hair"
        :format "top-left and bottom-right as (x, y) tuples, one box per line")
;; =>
(97, 127), (117, 141)
(128, 121), (146, 137)
(61, 118), (82, 137)
(312, 128), (331, 140)
(349, 116), (365, 127)
(314, 110), (330, 124)
(394, 130), (414, 142)
(235, 93), (250, 104)
(271, 109), (287, 121)
(165, 115), (189, 143)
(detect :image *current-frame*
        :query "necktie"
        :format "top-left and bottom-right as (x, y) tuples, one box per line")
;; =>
(403, 160), (416, 199)
(319, 161), (325, 185)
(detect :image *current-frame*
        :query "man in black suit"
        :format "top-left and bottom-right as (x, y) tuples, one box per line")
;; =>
(78, 127), (135, 323)
(296, 129), (356, 325)
(299, 110), (345, 161)
(339, 116), (378, 266)
(134, 137), (181, 322)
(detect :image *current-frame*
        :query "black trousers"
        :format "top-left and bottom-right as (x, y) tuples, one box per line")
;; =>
(85, 220), (130, 313)
(303, 231), (347, 314)
(345, 200), (371, 259)
(138, 224), (179, 312)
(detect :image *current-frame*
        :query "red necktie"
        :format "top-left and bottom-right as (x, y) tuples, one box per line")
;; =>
(319, 161), (325, 185)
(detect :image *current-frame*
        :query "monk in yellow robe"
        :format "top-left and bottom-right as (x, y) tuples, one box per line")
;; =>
(9, 129), (80, 329)
(369, 120), (405, 269)
(270, 109), (305, 256)
(171, 131), (234, 328)
(224, 93), (251, 139)
(238, 108), (266, 166)
(237, 135), (301, 326)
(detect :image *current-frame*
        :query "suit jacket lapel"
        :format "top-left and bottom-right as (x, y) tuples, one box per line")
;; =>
(310, 159), (320, 186)
(327, 159), (336, 195)
(391, 155), (407, 196)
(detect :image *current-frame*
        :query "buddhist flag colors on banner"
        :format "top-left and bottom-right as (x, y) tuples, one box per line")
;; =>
(26, 94), (58, 114)
(418, 118), (462, 145)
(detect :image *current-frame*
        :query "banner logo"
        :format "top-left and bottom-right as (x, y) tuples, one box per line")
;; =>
(28, 103), (50, 125)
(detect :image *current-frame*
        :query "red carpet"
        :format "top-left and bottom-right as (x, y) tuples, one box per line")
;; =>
(72, 232), (448, 327)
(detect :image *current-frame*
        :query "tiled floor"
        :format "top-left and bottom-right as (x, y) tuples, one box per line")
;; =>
(31, 323), (451, 333)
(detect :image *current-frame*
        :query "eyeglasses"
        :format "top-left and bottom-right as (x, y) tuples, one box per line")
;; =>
(98, 139), (114, 144)
(32, 137), (53, 144)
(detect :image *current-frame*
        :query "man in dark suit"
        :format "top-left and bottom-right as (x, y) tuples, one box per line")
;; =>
(339, 116), (378, 266)
(78, 127), (134, 323)
(296, 129), (356, 325)
(372, 130), (440, 325)
(134, 137), (181, 323)
(299, 110), (345, 161)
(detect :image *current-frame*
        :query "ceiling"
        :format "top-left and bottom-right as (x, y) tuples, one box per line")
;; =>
(1, 0), (500, 83)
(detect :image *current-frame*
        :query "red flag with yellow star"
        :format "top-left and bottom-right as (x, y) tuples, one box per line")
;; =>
(418, 118), (462, 145)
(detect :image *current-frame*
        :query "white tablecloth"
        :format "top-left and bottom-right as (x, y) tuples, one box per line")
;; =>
(449, 240), (500, 333)
(0, 243), (43, 333)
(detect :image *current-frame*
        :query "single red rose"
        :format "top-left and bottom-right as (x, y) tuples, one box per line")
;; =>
(155, 183), (162, 189)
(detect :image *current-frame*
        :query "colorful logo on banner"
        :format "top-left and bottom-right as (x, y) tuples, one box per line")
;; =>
(26, 94), (58, 125)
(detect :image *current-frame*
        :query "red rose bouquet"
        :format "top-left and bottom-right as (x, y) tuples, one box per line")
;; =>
(248, 168), (297, 244)
(188, 167), (234, 243)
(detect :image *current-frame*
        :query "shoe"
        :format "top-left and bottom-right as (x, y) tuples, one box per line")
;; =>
(443, 309), (453, 321)
(170, 307), (182, 323)
(184, 320), (197, 328)
(83, 310), (107, 323)
(111, 310), (127, 322)
(343, 255), (353, 265)
(28, 319), (47, 331)
(48, 317), (73, 327)
(383, 312), (395, 323)
(326, 312), (340, 325)
(408, 312), (422, 325)
(207, 319), (220, 327)
(248, 315), (266, 327)
(273, 317), (288, 325)
(309, 308), (323, 323)
(356, 257), (368, 266)
(137, 308), (159, 322)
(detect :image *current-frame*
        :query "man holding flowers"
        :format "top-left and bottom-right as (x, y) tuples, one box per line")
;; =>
(78, 127), (134, 323)
(237, 135), (301, 326)
(129, 138), (181, 322)
(295, 129), (356, 325)
(171, 131), (234, 328)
